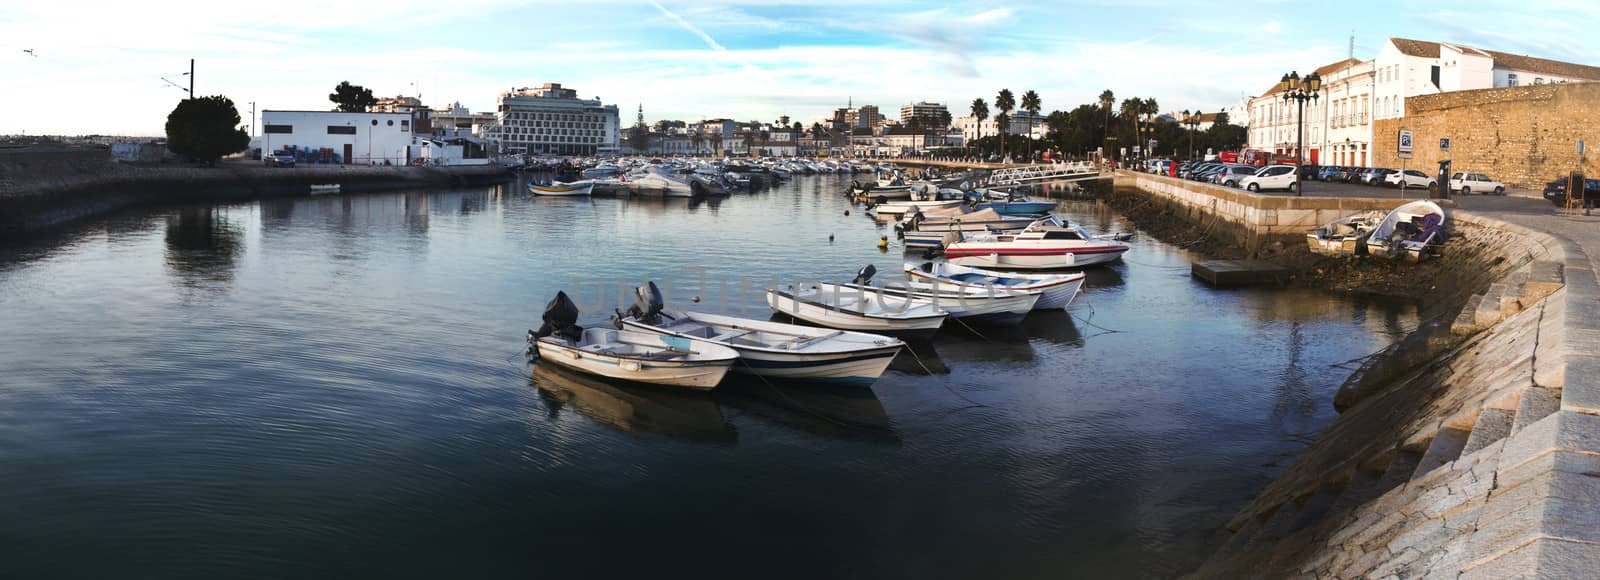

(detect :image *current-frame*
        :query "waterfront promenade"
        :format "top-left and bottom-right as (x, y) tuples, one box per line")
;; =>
(1143, 170), (1600, 577)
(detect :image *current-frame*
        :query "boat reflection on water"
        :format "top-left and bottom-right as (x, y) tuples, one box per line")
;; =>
(714, 377), (899, 443)
(1078, 264), (1125, 290)
(932, 321), (1037, 363)
(887, 338), (947, 375)
(1019, 310), (1087, 348)
(530, 364), (737, 444)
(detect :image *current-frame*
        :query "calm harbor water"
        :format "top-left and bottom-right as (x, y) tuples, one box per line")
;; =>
(0, 175), (1417, 579)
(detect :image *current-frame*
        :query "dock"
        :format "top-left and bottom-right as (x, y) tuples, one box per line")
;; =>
(1191, 259), (1288, 286)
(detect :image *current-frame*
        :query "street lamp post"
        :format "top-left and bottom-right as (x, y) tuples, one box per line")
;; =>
(1182, 109), (1201, 161)
(1280, 70), (1321, 196)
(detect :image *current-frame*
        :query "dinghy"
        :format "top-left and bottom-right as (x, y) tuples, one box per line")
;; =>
(767, 275), (947, 337)
(529, 180), (595, 196)
(842, 265), (1039, 324)
(1365, 200), (1446, 262)
(616, 283), (904, 385)
(945, 216), (1131, 269)
(309, 184), (341, 195)
(903, 262), (1085, 310)
(1306, 210), (1384, 257)
(528, 291), (737, 390)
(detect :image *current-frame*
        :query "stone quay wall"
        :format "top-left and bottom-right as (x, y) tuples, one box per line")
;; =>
(0, 146), (512, 239)
(1372, 83), (1600, 189)
(1189, 211), (1600, 578)
(1114, 171), (1439, 252)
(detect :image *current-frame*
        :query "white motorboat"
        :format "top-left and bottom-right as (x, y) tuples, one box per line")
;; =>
(903, 262), (1085, 310)
(944, 216), (1131, 269)
(529, 180), (595, 196)
(1365, 200), (1446, 262)
(903, 208), (1035, 233)
(767, 281), (947, 337)
(842, 265), (1038, 324)
(615, 284), (903, 385)
(309, 184), (341, 195)
(1306, 210), (1384, 257)
(868, 198), (964, 219)
(529, 292), (737, 390)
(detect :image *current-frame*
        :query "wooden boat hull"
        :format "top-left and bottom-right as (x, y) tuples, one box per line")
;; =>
(534, 331), (735, 390)
(529, 181), (595, 196)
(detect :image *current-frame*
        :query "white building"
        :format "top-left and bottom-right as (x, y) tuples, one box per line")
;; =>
(490, 83), (620, 155)
(1373, 38), (1600, 121)
(900, 101), (950, 128)
(260, 110), (418, 165)
(1321, 58), (1376, 167)
(954, 113), (1046, 143)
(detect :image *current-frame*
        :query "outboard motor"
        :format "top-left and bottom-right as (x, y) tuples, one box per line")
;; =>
(618, 281), (667, 325)
(851, 264), (877, 285)
(918, 262), (935, 273)
(530, 291), (583, 352)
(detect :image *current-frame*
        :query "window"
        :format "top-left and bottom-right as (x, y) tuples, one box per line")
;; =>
(326, 125), (356, 135)
(1535, 78), (1546, 85)
(1431, 65), (1440, 87)
(1508, 73), (1519, 87)
(264, 124), (293, 134)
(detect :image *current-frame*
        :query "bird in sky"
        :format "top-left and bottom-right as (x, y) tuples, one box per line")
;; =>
(23, 49), (37, 57)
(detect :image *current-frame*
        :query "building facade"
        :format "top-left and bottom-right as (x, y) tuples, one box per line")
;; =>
(490, 83), (620, 155)
(954, 113), (1046, 143)
(259, 110), (417, 165)
(900, 101), (950, 128)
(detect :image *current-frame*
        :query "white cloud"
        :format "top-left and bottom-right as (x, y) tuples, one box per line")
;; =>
(1262, 21), (1282, 34)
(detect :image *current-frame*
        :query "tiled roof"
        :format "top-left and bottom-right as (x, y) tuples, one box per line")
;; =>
(1260, 80), (1289, 97)
(1483, 50), (1600, 81)
(1391, 38), (1442, 58)
(1315, 58), (1363, 75)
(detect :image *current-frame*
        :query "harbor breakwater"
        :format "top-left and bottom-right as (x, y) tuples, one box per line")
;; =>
(1108, 172), (1600, 577)
(0, 147), (512, 238)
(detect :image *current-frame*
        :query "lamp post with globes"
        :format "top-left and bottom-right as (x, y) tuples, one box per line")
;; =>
(1182, 109), (1201, 161)
(1280, 70), (1321, 196)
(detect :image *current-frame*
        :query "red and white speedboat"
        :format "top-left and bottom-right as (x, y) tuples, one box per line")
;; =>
(944, 216), (1131, 269)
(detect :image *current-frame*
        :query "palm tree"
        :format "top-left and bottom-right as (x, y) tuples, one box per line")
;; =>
(1099, 89), (1115, 159)
(969, 98), (989, 156)
(1141, 97), (1159, 155)
(995, 89), (1015, 161)
(689, 132), (704, 157)
(1119, 97), (1141, 159)
(709, 133), (723, 158)
(1021, 90), (1041, 162)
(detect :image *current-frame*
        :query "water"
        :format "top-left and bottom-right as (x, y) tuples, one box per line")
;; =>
(0, 176), (1417, 579)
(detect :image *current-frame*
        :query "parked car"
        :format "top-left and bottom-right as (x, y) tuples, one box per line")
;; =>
(1449, 172), (1505, 195)
(1335, 167), (1364, 183)
(1384, 169), (1436, 190)
(1298, 165), (1321, 180)
(264, 151), (296, 168)
(1315, 166), (1342, 181)
(1542, 177), (1600, 206)
(1194, 164), (1227, 182)
(1216, 165), (1260, 187)
(1239, 165), (1298, 193)
(1361, 168), (1397, 186)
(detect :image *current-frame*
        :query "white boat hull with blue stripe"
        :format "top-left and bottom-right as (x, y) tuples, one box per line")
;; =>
(903, 262), (1085, 310)
(621, 310), (904, 384)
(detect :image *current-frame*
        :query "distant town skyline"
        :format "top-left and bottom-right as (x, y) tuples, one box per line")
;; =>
(2, 0), (1596, 135)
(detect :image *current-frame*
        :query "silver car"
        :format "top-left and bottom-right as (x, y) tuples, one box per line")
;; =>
(1213, 165), (1259, 187)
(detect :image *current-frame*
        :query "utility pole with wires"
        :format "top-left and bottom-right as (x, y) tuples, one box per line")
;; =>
(189, 59), (194, 96)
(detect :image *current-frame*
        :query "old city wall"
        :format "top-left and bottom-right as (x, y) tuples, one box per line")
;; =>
(1372, 83), (1600, 189)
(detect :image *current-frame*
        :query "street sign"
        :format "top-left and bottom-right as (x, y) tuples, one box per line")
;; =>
(1440, 138), (1450, 152)
(1398, 129), (1414, 159)
(1133, 146), (1141, 154)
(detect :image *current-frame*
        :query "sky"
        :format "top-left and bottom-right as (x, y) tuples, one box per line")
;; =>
(1, 0), (1596, 136)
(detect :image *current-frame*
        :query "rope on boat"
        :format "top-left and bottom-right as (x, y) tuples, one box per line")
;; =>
(901, 345), (989, 409)
(1069, 301), (1126, 339)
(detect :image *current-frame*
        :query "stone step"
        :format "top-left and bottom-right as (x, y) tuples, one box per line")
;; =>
(1210, 514), (1265, 563)
(1474, 283), (1508, 327)
(1523, 260), (1564, 302)
(1241, 498), (1305, 552)
(1377, 449), (1425, 494)
(1512, 386), (1560, 433)
(1461, 408), (1515, 455)
(1452, 294), (1486, 335)
(1502, 271), (1529, 317)
(1287, 481), (1347, 532)
(1412, 427), (1472, 480)
(1327, 467), (1388, 517)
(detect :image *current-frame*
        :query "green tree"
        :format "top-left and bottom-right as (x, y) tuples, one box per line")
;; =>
(689, 132), (704, 156)
(1119, 97), (1141, 158)
(1140, 97), (1159, 156)
(935, 109), (952, 130)
(328, 81), (376, 112)
(627, 126), (651, 154)
(969, 98), (989, 156)
(164, 95), (249, 166)
(792, 121), (803, 132)
(995, 89), (1015, 161)
(1099, 89), (1115, 158)
(709, 132), (723, 157)
(1020, 90), (1041, 162)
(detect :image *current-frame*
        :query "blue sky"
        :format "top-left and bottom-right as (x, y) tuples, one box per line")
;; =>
(2, 0), (1595, 135)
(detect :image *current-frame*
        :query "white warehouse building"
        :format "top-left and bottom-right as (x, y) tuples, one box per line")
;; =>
(260, 110), (419, 165)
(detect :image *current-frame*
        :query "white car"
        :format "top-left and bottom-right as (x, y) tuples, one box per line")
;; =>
(1239, 165), (1298, 193)
(1449, 172), (1505, 195)
(1384, 169), (1436, 190)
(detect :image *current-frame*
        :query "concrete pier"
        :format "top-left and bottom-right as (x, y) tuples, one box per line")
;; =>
(1191, 259), (1288, 286)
